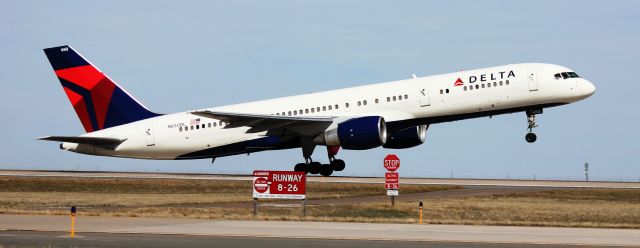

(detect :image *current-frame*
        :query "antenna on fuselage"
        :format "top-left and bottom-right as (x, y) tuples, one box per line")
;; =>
(412, 74), (417, 79)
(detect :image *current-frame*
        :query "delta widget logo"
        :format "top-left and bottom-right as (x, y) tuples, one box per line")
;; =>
(454, 78), (464, 86)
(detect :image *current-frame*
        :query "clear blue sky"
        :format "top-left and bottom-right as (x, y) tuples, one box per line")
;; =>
(1, 1), (638, 180)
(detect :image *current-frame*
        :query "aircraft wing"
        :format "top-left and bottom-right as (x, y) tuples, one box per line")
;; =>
(38, 136), (126, 148)
(191, 110), (334, 134)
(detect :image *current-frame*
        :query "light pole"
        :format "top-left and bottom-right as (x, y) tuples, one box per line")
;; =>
(584, 163), (589, 182)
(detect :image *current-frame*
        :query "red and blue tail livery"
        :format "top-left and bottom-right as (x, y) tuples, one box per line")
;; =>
(44, 45), (160, 133)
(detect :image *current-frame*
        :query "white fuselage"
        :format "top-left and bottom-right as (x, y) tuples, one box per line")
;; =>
(62, 63), (595, 159)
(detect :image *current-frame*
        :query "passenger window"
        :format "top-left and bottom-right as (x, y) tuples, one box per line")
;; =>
(481, 84), (485, 88)
(404, 94), (408, 99)
(345, 103), (350, 108)
(213, 122), (217, 127)
(288, 111), (292, 116)
(375, 99), (379, 104)
(363, 100), (367, 105)
(487, 83), (491, 88)
(316, 107), (320, 112)
(322, 106), (326, 111)
(179, 127), (182, 132)
(506, 80), (510, 85)
(387, 97), (391, 102)
(311, 108), (315, 113)
(393, 96), (397, 101)
(305, 109), (309, 114)
(469, 85), (473, 90)
(190, 126), (194, 130)
(201, 124), (205, 129)
(357, 101), (361, 106)
(493, 82), (497, 87)
(328, 105), (332, 110)
(475, 85), (479, 89)
(294, 110), (297, 115)
(208, 123), (212, 128)
(499, 81), (503, 86)
(335, 104), (339, 109)
(445, 89), (450, 93)
(440, 89), (443, 94)
(196, 125), (200, 130)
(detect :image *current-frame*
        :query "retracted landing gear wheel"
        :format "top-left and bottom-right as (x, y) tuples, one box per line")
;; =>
(525, 132), (537, 143)
(294, 163), (308, 174)
(330, 159), (346, 171)
(308, 161), (322, 175)
(320, 164), (333, 177)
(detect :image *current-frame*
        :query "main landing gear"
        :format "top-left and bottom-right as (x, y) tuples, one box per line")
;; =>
(293, 145), (345, 177)
(525, 109), (542, 143)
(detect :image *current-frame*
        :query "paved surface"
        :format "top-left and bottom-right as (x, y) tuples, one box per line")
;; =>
(2, 170), (639, 188)
(1, 215), (638, 247)
(0, 231), (623, 248)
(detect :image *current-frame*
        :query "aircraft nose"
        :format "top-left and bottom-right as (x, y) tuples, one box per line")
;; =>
(582, 79), (596, 97)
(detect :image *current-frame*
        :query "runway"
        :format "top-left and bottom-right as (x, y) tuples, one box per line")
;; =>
(1, 215), (638, 247)
(2, 170), (639, 189)
(0, 231), (619, 248)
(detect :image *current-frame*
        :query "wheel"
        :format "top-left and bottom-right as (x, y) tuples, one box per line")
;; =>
(320, 164), (333, 177)
(525, 132), (537, 143)
(308, 162), (322, 174)
(330, 159), (346, 171)
(294, 163), (308, 174)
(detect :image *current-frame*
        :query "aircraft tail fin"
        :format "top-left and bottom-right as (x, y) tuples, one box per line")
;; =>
(43, 45), (160, 133)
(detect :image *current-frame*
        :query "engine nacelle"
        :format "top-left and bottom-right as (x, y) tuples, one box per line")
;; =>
(318, 116), (387, 150)
(382, 125), (428, 149)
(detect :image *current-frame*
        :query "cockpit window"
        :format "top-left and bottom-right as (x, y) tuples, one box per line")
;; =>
(555, 72), (580, 80)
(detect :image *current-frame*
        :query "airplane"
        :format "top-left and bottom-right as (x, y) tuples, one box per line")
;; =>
(40, 45), (596, 176)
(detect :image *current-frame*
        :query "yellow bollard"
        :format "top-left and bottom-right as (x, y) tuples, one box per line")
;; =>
(419, 201), (423, 224)
(70, 206), (76, 237)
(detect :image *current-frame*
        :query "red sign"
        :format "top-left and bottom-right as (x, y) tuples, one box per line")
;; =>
(385, 183), (399, 190)
(253, 171), (306, 199)
(385, 172), (399, 189)
(384, 154), (400, 171)
(385, 172), (398, 183)
(253, 177), (269, 193)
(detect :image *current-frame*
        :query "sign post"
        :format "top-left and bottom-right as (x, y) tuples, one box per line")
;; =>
(252, 171), (306, 216)
(384, 154), (400, 207)
(70, 206), (76, 237)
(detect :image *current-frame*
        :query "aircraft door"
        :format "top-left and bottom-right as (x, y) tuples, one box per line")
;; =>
(145, 127), (155, 146)
(419, 83), (430, 107)
(528, 71), (539, 91)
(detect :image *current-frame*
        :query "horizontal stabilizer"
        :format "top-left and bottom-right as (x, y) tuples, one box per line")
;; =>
(38, 136), (126, 147)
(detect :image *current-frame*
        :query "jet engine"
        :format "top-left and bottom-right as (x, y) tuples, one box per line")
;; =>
(316, 116), (387, 150)
(382, 125), (428, 149)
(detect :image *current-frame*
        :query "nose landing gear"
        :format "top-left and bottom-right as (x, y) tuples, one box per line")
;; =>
(525, 109), (542, 143)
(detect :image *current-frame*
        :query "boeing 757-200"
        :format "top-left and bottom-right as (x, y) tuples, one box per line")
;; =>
(40, 45), (595, 176)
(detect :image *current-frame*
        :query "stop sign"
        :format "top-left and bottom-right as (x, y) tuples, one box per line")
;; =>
(384, 154), (400, 171)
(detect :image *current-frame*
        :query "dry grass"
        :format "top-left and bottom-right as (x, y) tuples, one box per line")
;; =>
(1, 176), (638, 228)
